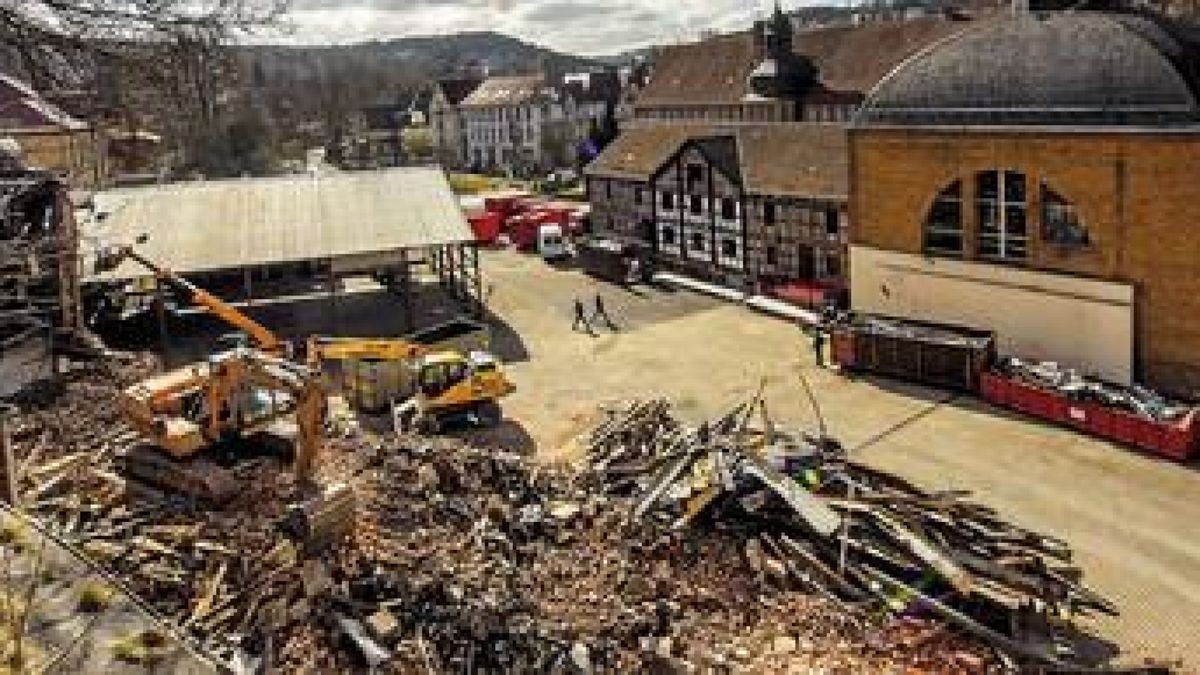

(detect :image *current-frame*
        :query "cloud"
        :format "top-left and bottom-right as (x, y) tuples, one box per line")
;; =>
(276, 0), (774, 55)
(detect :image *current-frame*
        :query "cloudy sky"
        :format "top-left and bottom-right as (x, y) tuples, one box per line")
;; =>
(282, 0), (783, 55)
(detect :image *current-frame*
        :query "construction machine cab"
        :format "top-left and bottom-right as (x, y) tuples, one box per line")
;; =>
(397, 350), (513, 434)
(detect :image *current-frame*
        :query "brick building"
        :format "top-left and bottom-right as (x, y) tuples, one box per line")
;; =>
(849, 8), (1200, 393)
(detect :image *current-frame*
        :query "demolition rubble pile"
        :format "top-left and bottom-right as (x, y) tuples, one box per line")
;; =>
(585, 398), (1118, 668)
(7, 362), (995, 672)
(6, 356), (327, 665)
(277, 433), (991, 671)
(996, 356), (1194, 423)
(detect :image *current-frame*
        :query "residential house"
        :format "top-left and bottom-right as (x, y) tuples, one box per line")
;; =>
(586, 123), (849, 294)
(460, 74), (611, 176)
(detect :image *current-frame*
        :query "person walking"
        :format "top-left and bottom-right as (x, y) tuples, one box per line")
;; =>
(812, 323), (827, 368)
(572, 297), (594, 335)
(593, 293), (618, 331)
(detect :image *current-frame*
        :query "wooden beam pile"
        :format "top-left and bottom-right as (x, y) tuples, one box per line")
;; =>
(586, 398), (1118, 667)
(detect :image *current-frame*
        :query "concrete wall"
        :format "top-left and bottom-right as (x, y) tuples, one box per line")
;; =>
(850, 127), (1200, 393)
(851, 245), (1135, 383)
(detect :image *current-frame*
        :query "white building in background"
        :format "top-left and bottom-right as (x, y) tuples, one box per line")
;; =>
(460, 74), (610, 175)
(429, 77), (484, 168)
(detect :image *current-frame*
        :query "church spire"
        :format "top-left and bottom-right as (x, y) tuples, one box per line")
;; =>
(764, 0), (792, 57)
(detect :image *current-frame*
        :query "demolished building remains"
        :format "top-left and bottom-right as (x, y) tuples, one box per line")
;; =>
(0, 164), (86, 396)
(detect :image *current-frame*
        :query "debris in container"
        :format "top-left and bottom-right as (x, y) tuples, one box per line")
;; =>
(997, 357), (1194, 423)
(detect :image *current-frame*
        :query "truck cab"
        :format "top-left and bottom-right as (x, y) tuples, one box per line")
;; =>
(538, 223), (568, 261)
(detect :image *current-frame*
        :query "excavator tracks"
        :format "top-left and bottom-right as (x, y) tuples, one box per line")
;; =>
(114, 445), (240, 505)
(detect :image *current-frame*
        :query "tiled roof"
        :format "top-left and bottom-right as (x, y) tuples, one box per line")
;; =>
(584, 123), (715, 180)
(586, 123), (848, 199)
(636, 17), (977, 106)
(737, 124), (847, 198)
(692, 136), (741, 184)
(795, 17), (976, 94)
(859, 11), (1200, 126)
(461, 75), (547, 107)
(638, 36), (758, 106)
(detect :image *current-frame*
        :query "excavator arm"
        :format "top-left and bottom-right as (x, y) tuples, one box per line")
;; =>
(113, 247), (283, 354)
(204, 350), (326, 483)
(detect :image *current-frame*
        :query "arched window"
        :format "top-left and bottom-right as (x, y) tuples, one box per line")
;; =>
(924, 180), (963, 254)
(976, 170), (1027, 261)
(1042, 183), (1089, 247)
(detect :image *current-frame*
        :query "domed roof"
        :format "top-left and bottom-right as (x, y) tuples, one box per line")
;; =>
(857, 11), (1200, 126)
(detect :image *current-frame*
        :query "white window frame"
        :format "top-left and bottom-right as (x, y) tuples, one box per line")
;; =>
(977, 170), (1028, 262)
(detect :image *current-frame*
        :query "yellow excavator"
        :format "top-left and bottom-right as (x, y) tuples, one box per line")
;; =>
(307, 328), (515, 435)
(97, 243), (325, 503)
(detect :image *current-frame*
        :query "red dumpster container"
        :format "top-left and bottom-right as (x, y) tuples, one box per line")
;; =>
(468, 211), (503, 245)
(1082, 402), (1198, 462)
(508, 214), (541, 251)
(979, 371), (1071, 425)
(980, 371), (1199, 461)
(483, 191), (532, 219)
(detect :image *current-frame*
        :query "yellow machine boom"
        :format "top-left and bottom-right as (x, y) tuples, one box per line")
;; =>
(119, 248), (284, 354)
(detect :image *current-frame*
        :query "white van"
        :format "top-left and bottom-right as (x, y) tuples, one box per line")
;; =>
(538, 224), (569, 261)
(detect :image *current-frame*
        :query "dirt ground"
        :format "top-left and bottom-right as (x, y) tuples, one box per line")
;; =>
(478, 249), (1200, 672)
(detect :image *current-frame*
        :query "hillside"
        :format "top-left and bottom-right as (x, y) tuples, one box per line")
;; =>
(242, 31), (601, 95)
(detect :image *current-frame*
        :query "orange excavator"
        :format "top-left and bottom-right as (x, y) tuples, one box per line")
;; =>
(97, 242), (325, 503)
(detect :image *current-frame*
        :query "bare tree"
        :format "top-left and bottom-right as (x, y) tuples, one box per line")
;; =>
(0, 1), (288, 89)
(0, 1), (290, 176)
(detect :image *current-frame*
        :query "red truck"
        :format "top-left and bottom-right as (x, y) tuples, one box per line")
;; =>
(468, 211), (503, 246)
